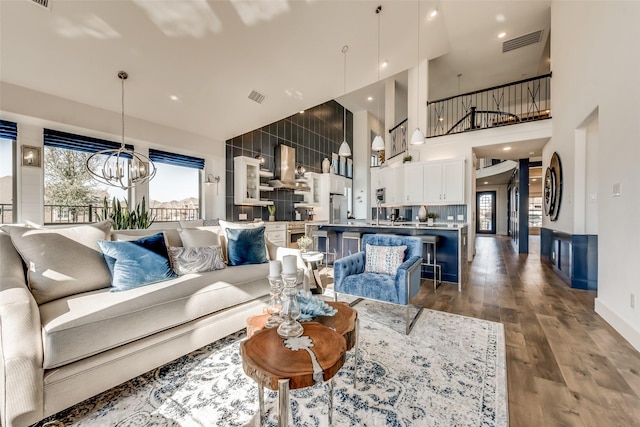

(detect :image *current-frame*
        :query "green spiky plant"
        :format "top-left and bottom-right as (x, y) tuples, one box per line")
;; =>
(98, 196), (154, 230)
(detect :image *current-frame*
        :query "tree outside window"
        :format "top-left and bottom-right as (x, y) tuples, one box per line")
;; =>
(44, 146), (127, 223)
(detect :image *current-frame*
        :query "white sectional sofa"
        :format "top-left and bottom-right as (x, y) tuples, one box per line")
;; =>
(0, 223), (307, 427)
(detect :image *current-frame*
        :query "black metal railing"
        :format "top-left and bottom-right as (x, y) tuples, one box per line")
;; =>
(1, 203), (12, 224)
(477, 158), (506, 170)
(43, 204), (199, 224)
(149, 207), (199, 222)
(387, 118), (408, 160)
(426, 73), (551, 138)
(44, 204), (105, 224)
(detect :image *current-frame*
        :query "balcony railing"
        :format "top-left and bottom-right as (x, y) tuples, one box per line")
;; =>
(43, 204), (199, 224)
(426, 73), (551, 138)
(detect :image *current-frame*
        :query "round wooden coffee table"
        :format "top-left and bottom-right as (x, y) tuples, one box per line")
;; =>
(246, 301), (359, 388)
(240, 323), (346, 426)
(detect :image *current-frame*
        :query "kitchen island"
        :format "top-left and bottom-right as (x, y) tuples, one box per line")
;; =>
(312, 222), (469, 290)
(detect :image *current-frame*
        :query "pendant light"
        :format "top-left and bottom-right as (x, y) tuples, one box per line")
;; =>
(338, 45), (352, 157)
(86, 71), (156, 189)
(410, 0), (425, 145)
(371, 5), (385, 152)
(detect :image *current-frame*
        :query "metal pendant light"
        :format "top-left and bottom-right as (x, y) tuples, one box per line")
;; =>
(371, 5), (385, 153)
(338, 45), (352, 157)
(86, 71), (156, 189)
(411, 0), (425, 145)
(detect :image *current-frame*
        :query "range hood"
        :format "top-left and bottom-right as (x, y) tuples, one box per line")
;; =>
(268, 144), (310, 191)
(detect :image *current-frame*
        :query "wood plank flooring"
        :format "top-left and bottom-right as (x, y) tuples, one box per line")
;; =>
(412, 235), (640, 426)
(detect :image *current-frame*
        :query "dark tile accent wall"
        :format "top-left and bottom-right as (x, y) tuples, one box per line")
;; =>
(226, 100), (352, 222)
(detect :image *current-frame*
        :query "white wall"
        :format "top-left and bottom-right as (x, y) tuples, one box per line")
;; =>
(550, 2), (640, 350)
(0, 82), (226, 223)
(411, 119), (552, 260)
(475, 184), (508, 236)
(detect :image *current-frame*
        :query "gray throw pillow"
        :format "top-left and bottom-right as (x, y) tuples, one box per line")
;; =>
(168, 245), (226, 275)
(4, 220), (113, 304)
(178, 228), (220, 248)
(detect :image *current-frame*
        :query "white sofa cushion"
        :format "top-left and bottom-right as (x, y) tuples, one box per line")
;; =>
(2, 220), (112, 304)
(39, 263), (269, 369)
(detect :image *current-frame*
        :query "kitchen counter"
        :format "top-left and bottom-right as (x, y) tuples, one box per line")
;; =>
(314, 222), (469, 289)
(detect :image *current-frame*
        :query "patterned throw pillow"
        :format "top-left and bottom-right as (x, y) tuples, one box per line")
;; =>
(365, 244), (407, 276)
(168, 246), (226, 275)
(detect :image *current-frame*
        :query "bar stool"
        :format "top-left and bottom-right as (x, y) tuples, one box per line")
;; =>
(420, 235), (441, 290)
(341, 231), (362, 257)
(312, 229), (336, 267)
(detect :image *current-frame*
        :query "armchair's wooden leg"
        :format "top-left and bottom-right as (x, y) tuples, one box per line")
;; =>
(405, 305), (424, 335)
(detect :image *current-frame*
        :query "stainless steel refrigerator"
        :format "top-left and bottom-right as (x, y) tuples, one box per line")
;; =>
(329, 194), (347, 224)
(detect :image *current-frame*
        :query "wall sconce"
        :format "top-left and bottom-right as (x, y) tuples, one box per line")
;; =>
(22, 146), (41, 167)
(204, 174), (221, 195)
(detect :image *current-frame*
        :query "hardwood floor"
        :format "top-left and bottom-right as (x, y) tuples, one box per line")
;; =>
(413, 235), (640, 427)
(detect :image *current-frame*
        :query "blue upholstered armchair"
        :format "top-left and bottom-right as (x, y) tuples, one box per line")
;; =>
(333, 234), (424, 334)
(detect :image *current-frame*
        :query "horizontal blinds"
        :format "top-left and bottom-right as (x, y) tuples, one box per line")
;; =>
(148, 148), (204, 170)
(43, 129), (134, 157)
(0, 120), (17, 140)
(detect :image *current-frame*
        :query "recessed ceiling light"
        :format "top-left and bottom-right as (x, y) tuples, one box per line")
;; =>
(367, 96), (373, 101)
(503, 146), (512, 151)
(381, 60), (388, 68)
(430, 10), (438, 18)
(498, 32), (507, 39)
(532, 178), (537, 182)
(484, 181), (489, 185)
(299, 110), (305, 114)
(495, 14), (505, 23)
(169, 95), (179, 101)
(529, 151), (535, 155)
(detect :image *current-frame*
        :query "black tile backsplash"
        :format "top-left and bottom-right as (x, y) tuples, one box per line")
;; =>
(226, 100), (352, 222)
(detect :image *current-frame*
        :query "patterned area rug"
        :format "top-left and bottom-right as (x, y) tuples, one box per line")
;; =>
(35, 300), (507, 427)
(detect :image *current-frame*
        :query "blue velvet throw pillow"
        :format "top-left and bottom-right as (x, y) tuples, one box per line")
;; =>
(225, 226), (268, 266)
(97, 232), (177, 292)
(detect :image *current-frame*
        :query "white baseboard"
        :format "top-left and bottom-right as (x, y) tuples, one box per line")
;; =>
(595, 298), (640, 352)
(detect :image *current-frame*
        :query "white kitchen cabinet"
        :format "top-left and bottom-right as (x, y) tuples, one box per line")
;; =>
(403, 162), (425, 205)
(294, 172), (321, 208)
(400, 158), (465, 205)
(371, 165), (403, 206)
(234, 156), (273, 206)
(264, 222), (286, 246)
(424, 159), (465, 204)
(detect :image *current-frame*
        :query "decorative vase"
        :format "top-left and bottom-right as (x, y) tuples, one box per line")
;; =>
(265, 276), (283, 328)
(428, 217), (435, 226)
(418, 205), (427, 222)
(269, 215), (275, 222)
(322, 157), (330, 173)
(277, 269), (304, 338)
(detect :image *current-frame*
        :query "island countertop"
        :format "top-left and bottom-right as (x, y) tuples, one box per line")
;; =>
(309, 222), (468, 289)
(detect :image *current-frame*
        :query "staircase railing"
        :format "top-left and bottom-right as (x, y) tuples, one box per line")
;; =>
(426, 73), (551, 138)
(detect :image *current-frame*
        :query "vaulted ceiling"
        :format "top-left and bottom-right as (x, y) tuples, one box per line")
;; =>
(0, 0), (551, 142)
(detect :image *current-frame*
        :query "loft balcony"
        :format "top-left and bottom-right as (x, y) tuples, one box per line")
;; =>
(425, 73), (552, 138)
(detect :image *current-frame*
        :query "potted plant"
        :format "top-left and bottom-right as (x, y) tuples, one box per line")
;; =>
(267, 204), (276, 221)
(403, 154), (413, 163)
(296, 235), (312, 252)
(426, 212), (438, 226)
(97, 196), (154, 230)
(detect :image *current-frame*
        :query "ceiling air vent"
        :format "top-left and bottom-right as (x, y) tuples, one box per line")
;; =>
(29, 0), (51, 10)
(503, 30), (544, 53)
(248, 89), (266, 104)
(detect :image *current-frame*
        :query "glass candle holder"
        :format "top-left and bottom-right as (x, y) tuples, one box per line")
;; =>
(277, 269), (304, 338)
(265, 276), (283, 328)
